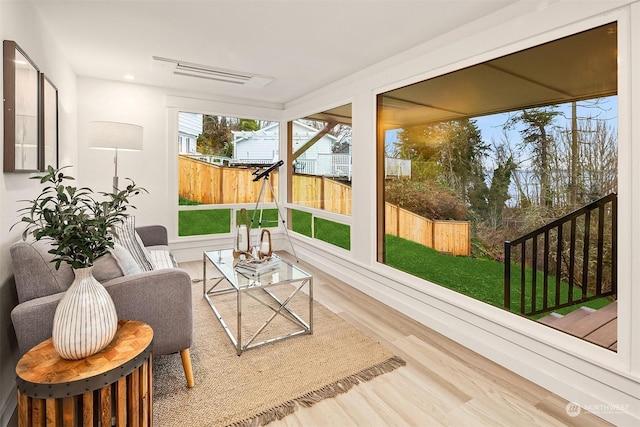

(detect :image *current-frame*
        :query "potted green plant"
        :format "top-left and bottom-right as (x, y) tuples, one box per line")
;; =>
(12, 165), (147, 359)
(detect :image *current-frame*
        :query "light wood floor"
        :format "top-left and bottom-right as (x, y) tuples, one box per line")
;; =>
(180, 254), (611, 427)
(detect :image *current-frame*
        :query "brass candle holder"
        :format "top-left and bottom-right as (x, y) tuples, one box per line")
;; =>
(233, 208), (252, 259)
(257, 229), (273, 259)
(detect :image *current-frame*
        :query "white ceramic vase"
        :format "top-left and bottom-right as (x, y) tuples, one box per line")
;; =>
(52, 266), (118, 360)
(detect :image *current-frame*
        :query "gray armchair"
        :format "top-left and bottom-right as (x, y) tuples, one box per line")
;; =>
(10, 225), (194, 388)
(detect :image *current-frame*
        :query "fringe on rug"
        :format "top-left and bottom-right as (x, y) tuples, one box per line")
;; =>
(228, 355), (406, 427)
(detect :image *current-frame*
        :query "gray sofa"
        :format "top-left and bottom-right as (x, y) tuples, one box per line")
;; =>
(10, 225), (194, 388)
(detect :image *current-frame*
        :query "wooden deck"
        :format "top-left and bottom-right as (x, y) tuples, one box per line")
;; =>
(538, 301), (618, 351)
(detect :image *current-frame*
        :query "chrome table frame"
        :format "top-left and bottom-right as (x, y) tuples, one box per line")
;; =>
(203, 249), (313, 355)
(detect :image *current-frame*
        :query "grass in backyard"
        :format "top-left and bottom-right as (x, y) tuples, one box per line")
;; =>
(234, 207), (351, 250)
(385, 235), (611, 317)
(177, 203), (611, 318)
(179, 208), (281, 237)
(240, 209), (280, 229)
(291, 209), (313, 237)
(291, 209), (350, 250)
(314, 217), (350, 250)
(179, 197), (202, 206)
(178, 209), (231, 236)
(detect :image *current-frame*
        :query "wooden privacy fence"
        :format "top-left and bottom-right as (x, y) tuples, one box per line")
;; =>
(290, 175), (470, 255)
(291, 174), (352, 215)
(180, 156), (469, 255)
(179, 155), (276, 204)
(385, 203), (470, 256)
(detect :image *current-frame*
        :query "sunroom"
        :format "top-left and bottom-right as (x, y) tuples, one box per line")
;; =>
(1, 1), (639, 426)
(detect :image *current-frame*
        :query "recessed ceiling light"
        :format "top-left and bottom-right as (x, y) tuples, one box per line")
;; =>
(124, 74), (135, 80)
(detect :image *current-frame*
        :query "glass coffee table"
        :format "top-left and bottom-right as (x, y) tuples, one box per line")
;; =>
(203, 249), (313, 355)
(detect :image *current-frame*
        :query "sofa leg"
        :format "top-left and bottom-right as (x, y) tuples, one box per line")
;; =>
(180, 348), (195, 388)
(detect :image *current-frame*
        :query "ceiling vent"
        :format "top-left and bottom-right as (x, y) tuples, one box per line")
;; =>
(152, 56), (273, 88)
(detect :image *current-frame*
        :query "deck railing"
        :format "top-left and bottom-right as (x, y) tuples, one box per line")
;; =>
(294, 154), (352, 179)
(504, 193), (617, 316)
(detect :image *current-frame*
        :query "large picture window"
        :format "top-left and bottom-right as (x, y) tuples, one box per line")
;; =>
(287, 104), (352, 250)
(377, 23), (618, 350)
(177, 112), (278, 236)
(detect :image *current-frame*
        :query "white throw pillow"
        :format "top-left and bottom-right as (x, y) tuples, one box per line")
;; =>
(109, 243), (142, 275)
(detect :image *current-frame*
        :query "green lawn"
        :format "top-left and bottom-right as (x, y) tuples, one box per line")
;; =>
(314, 217), (350, 250)
(179, 208), (609, 317)
(178, 209), (231, 236)
(179, 197), (202, 206)
(179, 208), (280, 237)
(385, 235), (611, 317)
(291, 209), (351, 250)
(241, 209), (280, 229)
(291, 209), (313, 237)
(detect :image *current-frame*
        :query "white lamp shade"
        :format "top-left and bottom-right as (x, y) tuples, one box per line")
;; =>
(89, 121), (143, 151)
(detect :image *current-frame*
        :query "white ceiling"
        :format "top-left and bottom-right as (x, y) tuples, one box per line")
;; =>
(31, 0), (516, 106)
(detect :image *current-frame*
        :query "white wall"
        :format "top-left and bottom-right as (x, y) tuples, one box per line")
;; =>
(77, 79), (171, 227)
(0, 2), (78, 425)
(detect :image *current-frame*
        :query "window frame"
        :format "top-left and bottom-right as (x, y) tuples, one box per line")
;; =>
(372, 13), (631, 364)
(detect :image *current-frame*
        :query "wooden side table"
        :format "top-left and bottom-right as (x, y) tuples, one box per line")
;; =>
(16, 320), (154, 427)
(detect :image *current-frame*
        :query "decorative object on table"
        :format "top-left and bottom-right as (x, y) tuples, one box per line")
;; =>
(257, 228), (272, 259)
(234, 255), (281, 276)
(89, 120), (143, 192)
(53, 266), (118, 359)
(233, 207), (252, 259)
(12, 165), (147, 359)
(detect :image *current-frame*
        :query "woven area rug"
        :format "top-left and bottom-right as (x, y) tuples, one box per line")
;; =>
(153, 281), (405, 426)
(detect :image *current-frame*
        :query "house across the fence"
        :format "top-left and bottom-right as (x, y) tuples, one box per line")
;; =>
(178, 115), (411, 181)
(178, 112), (202, 154)
(232, 120), (354, 179)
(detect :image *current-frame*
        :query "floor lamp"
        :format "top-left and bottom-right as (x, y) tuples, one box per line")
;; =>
(89, 121), (143, 192)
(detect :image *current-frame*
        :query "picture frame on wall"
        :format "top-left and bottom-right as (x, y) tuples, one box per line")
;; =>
(41, 75), (58, 170)
(3, 40), (41, 173)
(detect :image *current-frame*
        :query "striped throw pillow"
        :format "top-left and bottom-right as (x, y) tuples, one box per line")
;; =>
(113, 216), (154, 272)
